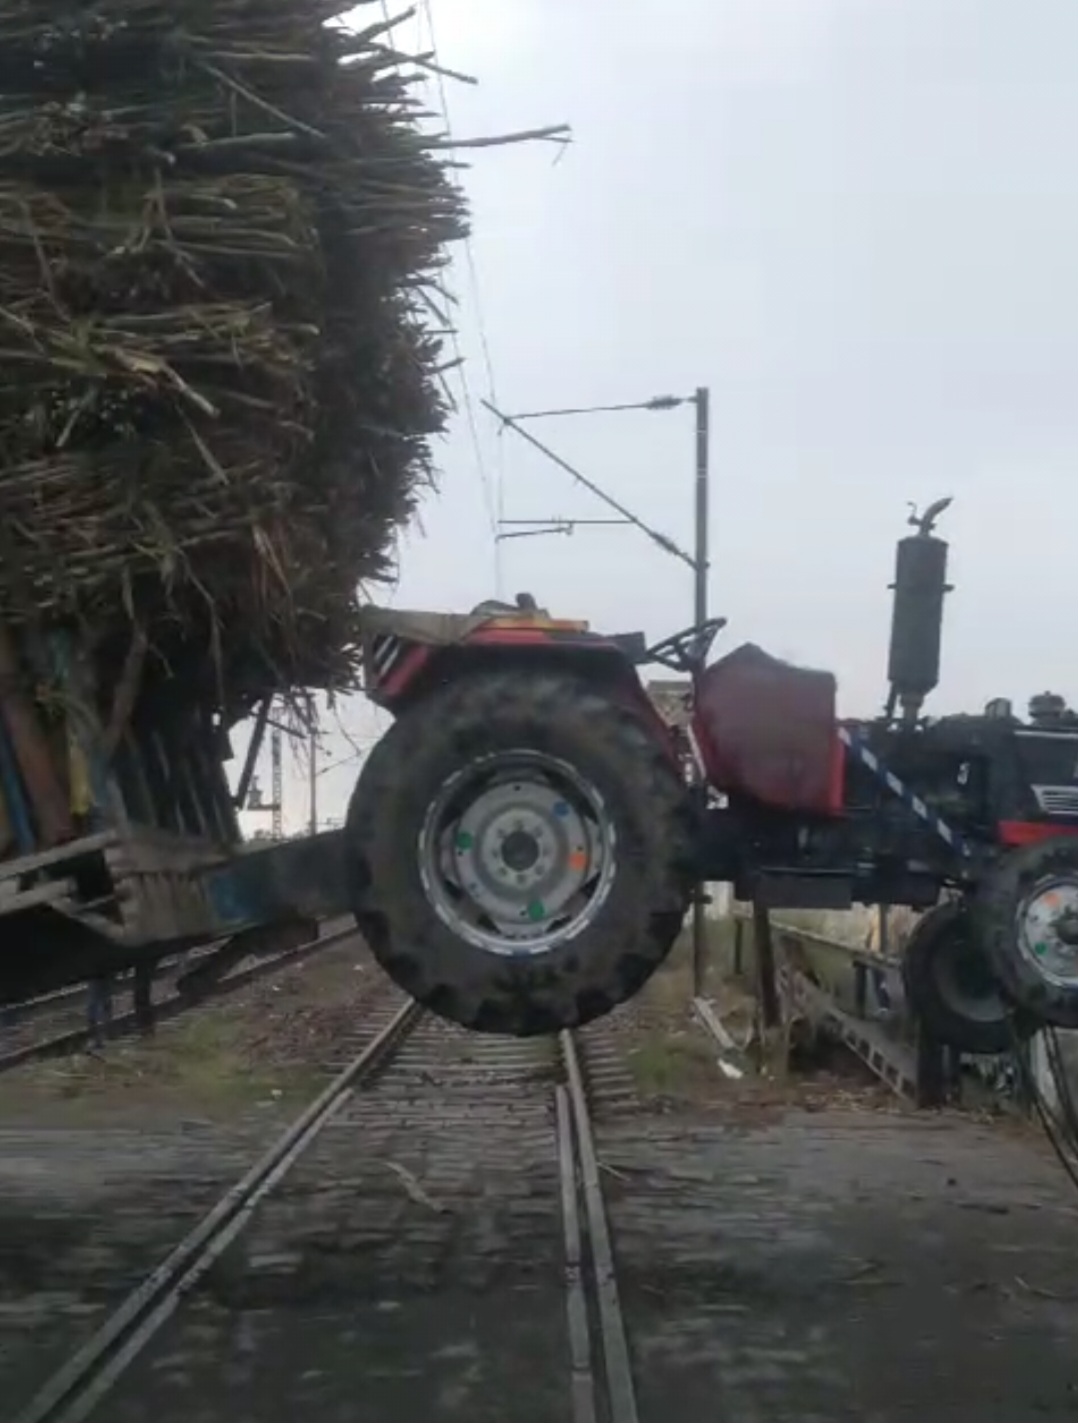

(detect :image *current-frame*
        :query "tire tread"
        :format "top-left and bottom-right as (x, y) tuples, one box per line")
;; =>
(346, 669), (695, 1034)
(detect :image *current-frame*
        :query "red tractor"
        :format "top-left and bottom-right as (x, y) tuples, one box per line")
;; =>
(348, 501), (1078, 1045)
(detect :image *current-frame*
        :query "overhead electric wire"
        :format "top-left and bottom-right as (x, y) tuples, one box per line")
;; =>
(378, 0), (496, 543)
(1039, 1028), (1078, 1190)
(483, 401), (697, 570)
(421, 0), (499, 400)
(1010, 1022), (1078, 1197)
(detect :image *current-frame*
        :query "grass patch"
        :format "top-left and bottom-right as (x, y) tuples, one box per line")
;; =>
(121, 1010), (328, 1108)
(0, 1010), (328, 1123)
(617, 929), (757, 1103)
(626, 1029), (718, 1098)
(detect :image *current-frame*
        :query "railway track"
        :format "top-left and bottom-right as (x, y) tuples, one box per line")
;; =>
(0, 921), (358, 1077)
(14, 993), (640, 1423)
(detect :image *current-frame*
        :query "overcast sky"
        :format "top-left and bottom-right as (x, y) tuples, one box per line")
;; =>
(243, 0), (1078, 833)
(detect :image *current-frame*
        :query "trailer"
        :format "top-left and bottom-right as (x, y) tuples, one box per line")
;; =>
(0, 4), (473, 1005)
(10, 496), (1078, 1056)
(0, 679), (350, 1004)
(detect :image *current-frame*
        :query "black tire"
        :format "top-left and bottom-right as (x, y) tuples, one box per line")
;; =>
(975, 838), (1078, 1030)
(900, 900), (1020, 1056)
(345, 669), (696, 1035)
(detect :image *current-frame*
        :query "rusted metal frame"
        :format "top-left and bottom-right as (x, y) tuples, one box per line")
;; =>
(0, 620), (72, 848)
(740, 910), (960, 1108)
(112, 734), (155, 828)
(232, 696), (270, 813)
(101, 626), (148, 762)
(149, 725), (201, 838)
(196, 706), (240, 842)
(752, 899), (782, 1029)
(175, 710), (214, 840)
(133, 714), (182, 834)
(0, 712), (34, 853)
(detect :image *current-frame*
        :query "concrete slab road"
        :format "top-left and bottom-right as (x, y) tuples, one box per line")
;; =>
(602, 1109), (1078, 1423)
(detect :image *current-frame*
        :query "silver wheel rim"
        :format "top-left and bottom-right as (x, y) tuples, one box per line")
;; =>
(1016, 874), (1078, 989)
(418, 750), (617, 958)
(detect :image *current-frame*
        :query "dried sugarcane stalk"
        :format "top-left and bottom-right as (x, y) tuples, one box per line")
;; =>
(0, 1), (468, 709)
(0, 0), (566, 814)
(0, 618), (73, 846)
(102, 625), (149, 761)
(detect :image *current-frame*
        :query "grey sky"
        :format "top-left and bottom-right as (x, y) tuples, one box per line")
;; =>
(244, 0), (1078, 833)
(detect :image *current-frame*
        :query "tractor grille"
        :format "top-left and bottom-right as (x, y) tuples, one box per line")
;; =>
(1032, 785), (1078, 818)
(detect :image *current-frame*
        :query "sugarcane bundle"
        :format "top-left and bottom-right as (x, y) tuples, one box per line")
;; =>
(0, 0), (466, 717)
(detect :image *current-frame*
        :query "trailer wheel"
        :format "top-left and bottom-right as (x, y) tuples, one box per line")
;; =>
(976, 838), (1078, 1030)
(345, 670), (695, 1035)
(900, 900), (1018, 1056)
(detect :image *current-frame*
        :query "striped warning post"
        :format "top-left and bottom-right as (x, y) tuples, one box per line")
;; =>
(838, 725), (972, 859)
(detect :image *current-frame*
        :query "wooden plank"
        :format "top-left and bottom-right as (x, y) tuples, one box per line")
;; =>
(0, 829), (118, 885)
(0, 620), (72, 847)
(783, 966), (918, 1100)
(692, 996), (748, 1079)
(0, 878), (77, 915)
(733, 908), (891, 964)
(752, 900), (782, 1028)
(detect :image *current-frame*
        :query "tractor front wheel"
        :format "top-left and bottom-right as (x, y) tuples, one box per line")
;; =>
(900, 900), (1020, 1056)
(976, 837), (1078, 1030)
(345, 670), (696, 1035)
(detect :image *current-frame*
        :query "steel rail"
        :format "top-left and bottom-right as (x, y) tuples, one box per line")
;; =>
(559, 1030), (640, 1423)
(14, 994), (423, 1423)
(556, 1083), (598, 1423)
(18, 1005), (635, 1421)
(0, 924), (361, 1076)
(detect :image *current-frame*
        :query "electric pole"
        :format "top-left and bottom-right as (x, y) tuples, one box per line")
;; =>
(691, 387), (711, 997)
(271, 727), (282, 841)
(693, 387), (710, 631)
(308, 706), (318, 838)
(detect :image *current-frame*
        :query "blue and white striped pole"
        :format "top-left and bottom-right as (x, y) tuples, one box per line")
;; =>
(838, 725), (972, 859)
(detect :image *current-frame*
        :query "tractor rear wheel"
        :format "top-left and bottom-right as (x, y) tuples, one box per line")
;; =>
(900, 900), (1019, 1056)
(976, 837), (1078, 1030)
(346, 669), (696, 1035)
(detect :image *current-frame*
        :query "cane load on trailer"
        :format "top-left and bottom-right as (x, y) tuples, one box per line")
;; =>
(0, 3), (466, 1002)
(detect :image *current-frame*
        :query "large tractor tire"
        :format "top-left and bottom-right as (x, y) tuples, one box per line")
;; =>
(975, 837), (1078, 1030)
(900, 900), (1018, 1056)
(346, 670), (696, 1035)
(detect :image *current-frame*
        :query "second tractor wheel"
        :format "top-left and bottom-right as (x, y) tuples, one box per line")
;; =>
(975, 837), (1078, 1030)
(900, 900), (1017, 1056)
(345, 669), (696, 1035)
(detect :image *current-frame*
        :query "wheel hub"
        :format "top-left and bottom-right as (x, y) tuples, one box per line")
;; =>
(419, 753), (616, 958)
(1017, 875), (1078, 989)
(454, 780), (593, 927)
(500, 828), (542, 873)
(931, 935), (1002, 1023)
